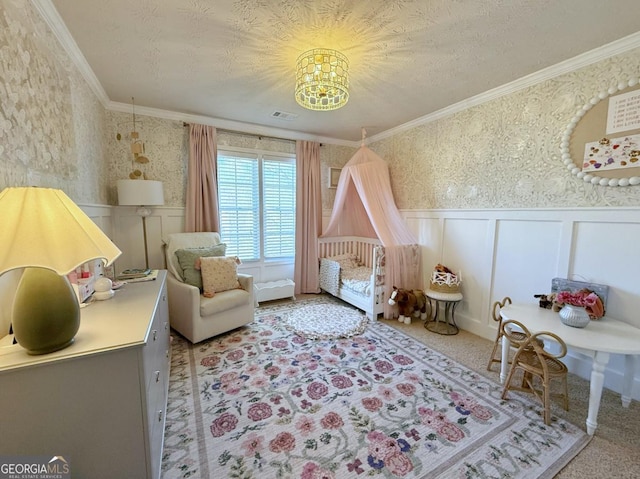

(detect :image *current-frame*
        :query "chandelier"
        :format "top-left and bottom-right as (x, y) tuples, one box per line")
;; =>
(295, 49), (349, 111)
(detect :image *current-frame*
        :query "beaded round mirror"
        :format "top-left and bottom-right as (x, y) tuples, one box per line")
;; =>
(561, 77), (640, 187)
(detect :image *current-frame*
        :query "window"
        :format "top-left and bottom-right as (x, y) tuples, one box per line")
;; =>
(217, 149), (296, 262)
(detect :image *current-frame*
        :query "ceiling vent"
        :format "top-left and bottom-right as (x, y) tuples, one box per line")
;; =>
(271, 111), (298, 120)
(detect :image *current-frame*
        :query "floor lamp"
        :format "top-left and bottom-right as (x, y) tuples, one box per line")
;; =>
(117, 179), (164, 269)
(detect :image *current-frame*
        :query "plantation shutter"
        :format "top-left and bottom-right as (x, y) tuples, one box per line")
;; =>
(262, 156), (296, 259)
(217, 150), (296, 262)
(217, 153), (260, 260)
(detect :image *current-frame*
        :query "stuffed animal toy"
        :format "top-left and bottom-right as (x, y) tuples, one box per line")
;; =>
(412, 289), (428, 320)
(388, 286), (427, 324)
(534, 293), (561, 311)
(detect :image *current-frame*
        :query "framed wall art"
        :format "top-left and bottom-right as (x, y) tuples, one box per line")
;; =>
(328, 167), (341, 188)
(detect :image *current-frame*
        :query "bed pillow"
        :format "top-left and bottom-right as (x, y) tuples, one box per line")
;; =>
(200, 256), (241, 298)
(328, 253), (360, 269)
(175, 244), (227, 289)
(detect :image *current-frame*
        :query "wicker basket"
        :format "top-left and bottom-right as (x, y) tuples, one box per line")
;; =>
(429, 271), (461, 293)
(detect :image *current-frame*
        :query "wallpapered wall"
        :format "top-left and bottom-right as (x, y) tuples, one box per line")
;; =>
(108, 45), (640, 212)
(1, 0), (640, 211)
(0, 0), (108, 204)
(104, 113), (356, 209)
(371, 48), (640, 209)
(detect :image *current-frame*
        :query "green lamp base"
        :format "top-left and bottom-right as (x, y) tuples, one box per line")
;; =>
(12, 268), (80, 355)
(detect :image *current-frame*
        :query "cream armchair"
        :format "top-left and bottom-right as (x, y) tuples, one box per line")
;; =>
(164, 232), (254, 343)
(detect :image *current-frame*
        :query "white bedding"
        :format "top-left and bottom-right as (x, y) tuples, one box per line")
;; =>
(340, 266), (372, 295)
(320, 251), (386, 297)
(320, 254), (374, 297)
(318, 240), (386, 319)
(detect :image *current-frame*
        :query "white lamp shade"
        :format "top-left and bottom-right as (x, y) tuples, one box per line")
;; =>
(117, 179), (164, 206)
(0, 187), (122, 275)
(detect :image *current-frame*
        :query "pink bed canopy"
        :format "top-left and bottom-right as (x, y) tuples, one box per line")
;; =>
(322, 145), (423, 318)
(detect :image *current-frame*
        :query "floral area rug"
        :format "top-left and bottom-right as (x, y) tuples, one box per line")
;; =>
(285, 303), (369, 339)
(162, 296), (589, 479)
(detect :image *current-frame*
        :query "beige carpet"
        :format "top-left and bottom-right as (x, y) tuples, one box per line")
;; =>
(371, 303), (640, 478)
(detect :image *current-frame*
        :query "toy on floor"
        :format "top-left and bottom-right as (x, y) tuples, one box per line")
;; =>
(388, 287), (428, 324)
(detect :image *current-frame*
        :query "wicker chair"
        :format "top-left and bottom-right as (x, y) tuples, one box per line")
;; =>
(500, 319), (569, 425)
(486, 296), (514, 371)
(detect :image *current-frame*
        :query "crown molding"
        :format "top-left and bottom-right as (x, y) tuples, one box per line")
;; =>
(31, 1), (640, 147)
(369, 31), (640, 144)
(31, 0), (109, 106)
(107, 101), (359, 148)
(31, 0), (355, 147)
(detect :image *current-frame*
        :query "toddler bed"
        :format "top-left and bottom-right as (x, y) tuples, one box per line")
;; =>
(318, 236), (385, 319)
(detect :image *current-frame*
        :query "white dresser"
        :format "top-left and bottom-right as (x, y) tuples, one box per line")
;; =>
(0, 270), (170, 479)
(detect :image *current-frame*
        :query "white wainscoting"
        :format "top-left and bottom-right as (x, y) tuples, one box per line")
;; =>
(82, 203), (117, 239)
(111, 206), (185, 273)
(0, 204), (119, 337)
(397, 207), (640, 400)
(82, 204), (640, 400)
(109, 206), (295, 282)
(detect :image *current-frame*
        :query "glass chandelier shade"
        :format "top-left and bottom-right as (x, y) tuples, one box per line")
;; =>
(295, 48), (349, 111)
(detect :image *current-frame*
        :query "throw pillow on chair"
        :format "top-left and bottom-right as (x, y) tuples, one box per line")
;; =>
(174, 244), (227, 289)
(200, 256), (242, 298)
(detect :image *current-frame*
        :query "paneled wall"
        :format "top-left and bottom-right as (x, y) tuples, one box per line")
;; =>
(108, 203), (640, 402)
(398, 207), (640, 400)
(110, 206), (295, 284)
(1, 0), (638, 404)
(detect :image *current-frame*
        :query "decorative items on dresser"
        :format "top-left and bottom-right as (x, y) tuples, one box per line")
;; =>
(0, 187), (122, 355)
(0, 271), (170, 479)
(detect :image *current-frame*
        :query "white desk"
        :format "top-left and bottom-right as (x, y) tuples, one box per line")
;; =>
(500, 303), (640, 435)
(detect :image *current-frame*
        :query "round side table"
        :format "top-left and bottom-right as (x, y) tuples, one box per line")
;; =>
(424, 289), (463, 335)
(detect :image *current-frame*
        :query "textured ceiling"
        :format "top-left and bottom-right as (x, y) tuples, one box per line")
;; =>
(48, 0), (640, 143)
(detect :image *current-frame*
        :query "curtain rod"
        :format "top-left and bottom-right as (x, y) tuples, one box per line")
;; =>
(182, 122), (322, 146)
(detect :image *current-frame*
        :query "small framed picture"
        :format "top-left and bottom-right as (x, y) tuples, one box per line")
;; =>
(328, 167), (341, 188)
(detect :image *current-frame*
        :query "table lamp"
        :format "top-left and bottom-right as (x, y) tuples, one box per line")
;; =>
(116, 179), (164, 269)
(0, 187), (122, 355)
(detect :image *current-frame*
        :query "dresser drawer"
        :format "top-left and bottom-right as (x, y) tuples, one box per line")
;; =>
(142, 311), (170, 390)
(0, 271), (170, 479)
(145, 346), (170, 427)
(141, 281), (170, 479)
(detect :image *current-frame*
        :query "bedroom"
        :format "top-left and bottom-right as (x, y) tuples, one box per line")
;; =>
(1, 0), (640, 478)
